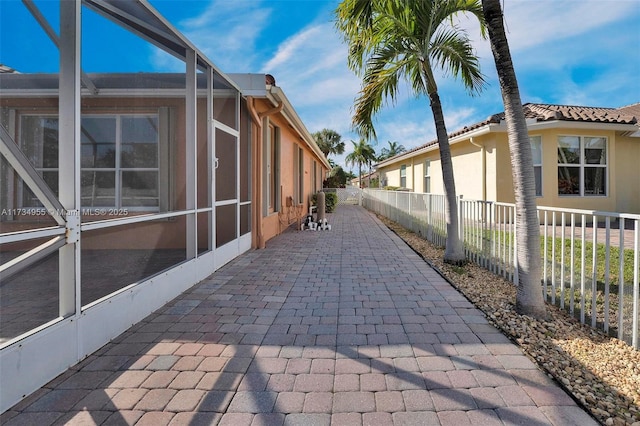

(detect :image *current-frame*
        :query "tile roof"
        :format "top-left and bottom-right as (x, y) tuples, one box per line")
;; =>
(617, 102), (640, 119)
(379, 103), (640, 165)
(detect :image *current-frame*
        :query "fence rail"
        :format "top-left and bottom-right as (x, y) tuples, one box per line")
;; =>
(361, 189), (640, 349)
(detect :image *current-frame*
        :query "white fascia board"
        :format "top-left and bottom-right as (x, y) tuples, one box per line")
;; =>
(526, 120), (639, 133)
(267, 86), (331, 170)
(449, 124), (499, 143)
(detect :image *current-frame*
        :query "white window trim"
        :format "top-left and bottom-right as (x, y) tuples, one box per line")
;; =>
(557, 134), (608, 197)
(423, 160), (431, 194)
(530, 135), (542, 197)
(313, 160), (318, 193)
(18, 112), (163, 212)
(293, 144), (304, 204)
(265, 123), (280, 215)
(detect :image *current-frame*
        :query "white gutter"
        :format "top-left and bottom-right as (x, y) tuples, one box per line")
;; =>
(525, 121), (638, 132)
(266, 85), (331, 170)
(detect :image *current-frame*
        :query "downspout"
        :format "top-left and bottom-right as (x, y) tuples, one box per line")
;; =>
(469, 137), (486, 202)
(247, 95), (283, 249)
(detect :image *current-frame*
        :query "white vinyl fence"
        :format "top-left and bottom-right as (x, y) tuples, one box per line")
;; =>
(362, 189), (640, 349)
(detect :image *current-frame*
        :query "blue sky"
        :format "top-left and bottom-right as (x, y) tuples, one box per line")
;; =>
(2, 0), (639, 170)
(156, 0), (639, 169)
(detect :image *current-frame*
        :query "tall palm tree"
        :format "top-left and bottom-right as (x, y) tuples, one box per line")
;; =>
(313, 128), (346, 158)
(335, 0), (486, 264)
(482, 0), (546, 319)
(379, 141), (407, 160)
(345, 139), (376, 188)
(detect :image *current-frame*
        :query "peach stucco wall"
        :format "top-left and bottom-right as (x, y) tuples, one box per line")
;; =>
(253, 99), (328, 244)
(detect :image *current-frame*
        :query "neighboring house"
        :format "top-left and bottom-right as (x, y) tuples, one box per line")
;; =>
(376, 103), (640, 214)
(350, 170), (379, 188)
(0, 1), (327, 413)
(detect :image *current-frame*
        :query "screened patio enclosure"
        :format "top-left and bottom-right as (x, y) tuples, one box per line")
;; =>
(0, 0), (251, 412)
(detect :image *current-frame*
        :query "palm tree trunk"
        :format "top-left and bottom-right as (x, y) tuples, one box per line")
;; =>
(483, 0), (546, 319)
(358, 162), (362, 188)
(429, 91), (465, 264)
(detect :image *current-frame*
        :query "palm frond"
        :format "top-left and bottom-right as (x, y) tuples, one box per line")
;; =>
(335, 0), (487, 136)
(430, 27), (485, 94)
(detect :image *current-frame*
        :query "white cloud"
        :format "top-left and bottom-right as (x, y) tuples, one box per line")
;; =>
(456, 0), (638, 59)
(177, 0), (272, 71)
(261, 21), (363, 140)
(378, 119), (435, 150)
(500, 1), (636, 51)
(263, 26), (323, 71)
(262, 23), (359, 95)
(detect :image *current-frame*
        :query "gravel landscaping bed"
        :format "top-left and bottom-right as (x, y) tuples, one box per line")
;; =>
(378, 215), (640, 426)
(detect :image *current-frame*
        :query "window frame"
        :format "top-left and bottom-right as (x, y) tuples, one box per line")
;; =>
(530, 135), (543, 197)
(400, 164), (407, 188)
(265, 123), (281, 214)
(18, 112), (162, 212)
(557, 135), (608, 197)
(423, 160), (431, 194)
(293, 144), (304, 204)
(313, 160), (318, 193)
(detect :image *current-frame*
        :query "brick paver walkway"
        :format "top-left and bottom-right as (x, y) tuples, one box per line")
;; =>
(2, 205), (597, 425)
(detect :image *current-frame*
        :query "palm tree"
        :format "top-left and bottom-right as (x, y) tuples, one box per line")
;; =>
(379, 141), (407, 160)
(345, 139), (376, 188)
(335, 0), (485, 265)
(482, 0), (546, 319)
(313, 128), (346, 158)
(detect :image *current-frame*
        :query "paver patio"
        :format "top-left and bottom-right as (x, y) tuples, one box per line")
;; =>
(1, 205), (598, 425)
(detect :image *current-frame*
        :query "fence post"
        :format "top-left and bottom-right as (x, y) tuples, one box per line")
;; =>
(633, 221), (639, 349)
(409, 193), (413, 231)
(513, 205), (519, 286)
(427, 194), (432, 242)
(457, 195), (464, 248)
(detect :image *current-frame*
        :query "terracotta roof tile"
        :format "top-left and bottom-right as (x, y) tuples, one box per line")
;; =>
(617, 102), (640, 119)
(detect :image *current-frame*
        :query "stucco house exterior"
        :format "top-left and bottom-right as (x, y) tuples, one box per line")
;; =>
(229, 74), (329, 247)
(376, 103), (640, 214)
(0, 1), (327, 412)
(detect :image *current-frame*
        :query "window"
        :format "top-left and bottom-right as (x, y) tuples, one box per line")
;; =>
(20, 114), (161, 210)
(265, 124), (280, 213)
(313, 160), (318, 192)
(557, 136), (607, 196)
(423, 160), (431, 193)
(530, 136), (542, 196)
(380, 173), (387, 188)
(294, 145), (303, 204)
(20, 116), (59, 207)
(400, 164), (407, 188)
